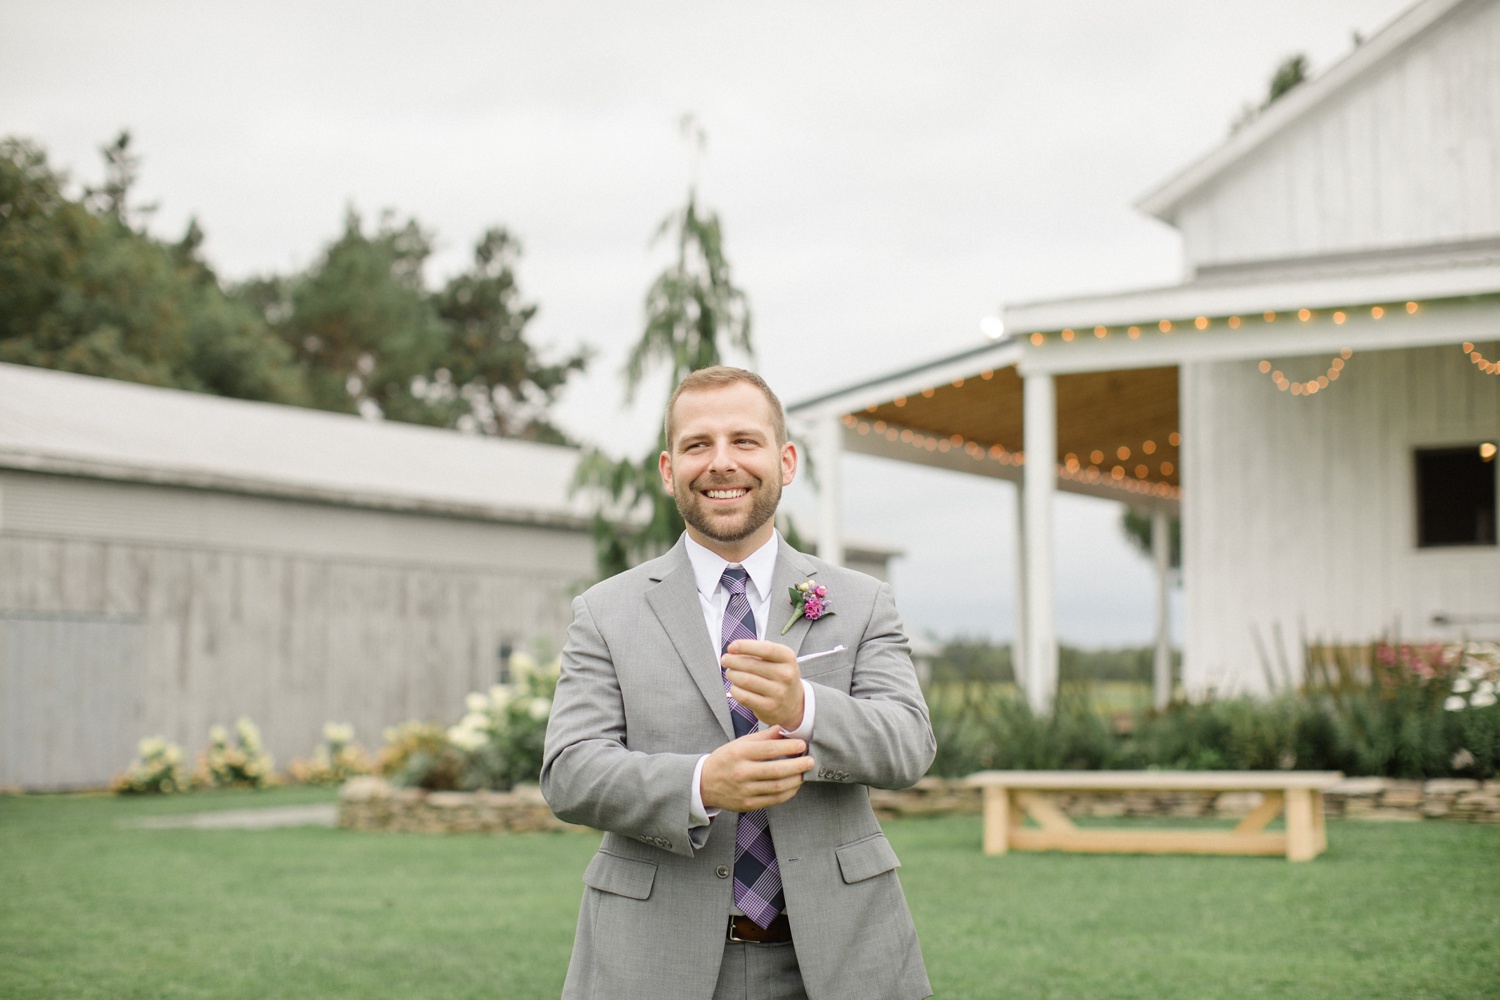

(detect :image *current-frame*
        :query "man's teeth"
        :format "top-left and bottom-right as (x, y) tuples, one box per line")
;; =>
(705, 489), (748, 499)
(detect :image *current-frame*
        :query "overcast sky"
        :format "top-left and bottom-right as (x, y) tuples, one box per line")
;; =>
(1, 0), (1414, 646)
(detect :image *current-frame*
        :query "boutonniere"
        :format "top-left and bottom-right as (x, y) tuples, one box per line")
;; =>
(781, 579), (834, 635)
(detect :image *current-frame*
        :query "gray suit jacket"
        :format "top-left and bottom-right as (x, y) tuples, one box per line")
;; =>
(541, 536), (935, 1000)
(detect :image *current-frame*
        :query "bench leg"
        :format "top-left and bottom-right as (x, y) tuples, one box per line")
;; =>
(1285, 787), (1318, 861)
(982, 786), (1010, 855)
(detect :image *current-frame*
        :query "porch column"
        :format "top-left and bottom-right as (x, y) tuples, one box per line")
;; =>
(1021, 371), (1058, 714)
(1152, 507), (1172, 710)
(1012, 486), (1028, 697)
(815, 414), (845, 566)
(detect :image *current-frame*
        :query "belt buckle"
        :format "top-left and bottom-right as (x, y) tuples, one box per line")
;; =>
(727, 916), (753, 943)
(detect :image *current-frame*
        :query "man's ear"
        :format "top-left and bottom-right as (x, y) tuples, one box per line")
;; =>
(780, 441), (798, 487)
(659, 450), (677, 496)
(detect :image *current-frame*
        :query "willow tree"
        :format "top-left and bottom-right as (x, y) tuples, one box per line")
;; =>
(576, 120), (753, 577)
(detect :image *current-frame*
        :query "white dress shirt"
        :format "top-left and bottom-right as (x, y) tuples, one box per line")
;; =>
(683, 532), (816, 827)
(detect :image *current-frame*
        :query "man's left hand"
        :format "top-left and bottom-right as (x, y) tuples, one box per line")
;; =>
(722, 639), (804, 730)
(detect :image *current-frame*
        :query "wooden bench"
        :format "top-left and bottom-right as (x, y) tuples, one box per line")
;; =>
(964, 770), (1345, 862)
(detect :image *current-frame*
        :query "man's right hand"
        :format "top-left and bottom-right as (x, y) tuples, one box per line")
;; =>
(700, 727), (816, 813)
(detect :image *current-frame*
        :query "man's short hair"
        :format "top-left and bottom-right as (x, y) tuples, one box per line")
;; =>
(664, 366), (787, 447)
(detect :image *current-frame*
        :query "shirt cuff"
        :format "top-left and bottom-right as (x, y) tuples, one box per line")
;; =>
(782, 680), (817, 742)
(692, 681), (817, 826)
(690, 754), (717, 827)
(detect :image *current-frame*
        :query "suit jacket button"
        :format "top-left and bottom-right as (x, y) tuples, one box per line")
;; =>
(715, 865), (730, 878)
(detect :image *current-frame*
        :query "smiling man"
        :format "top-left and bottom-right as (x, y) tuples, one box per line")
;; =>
(542, 366), (935, 1000)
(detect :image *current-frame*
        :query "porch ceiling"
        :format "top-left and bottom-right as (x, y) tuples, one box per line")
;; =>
(844, 363), (1180, 495)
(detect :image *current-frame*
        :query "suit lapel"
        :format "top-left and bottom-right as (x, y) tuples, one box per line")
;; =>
(645, 539), (735, 740)
(772, 539), (821, 656)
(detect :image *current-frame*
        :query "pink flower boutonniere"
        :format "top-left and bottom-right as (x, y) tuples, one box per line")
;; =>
(781, 579), (834, 635)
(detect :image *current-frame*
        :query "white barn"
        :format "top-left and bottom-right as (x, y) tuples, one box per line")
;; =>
(791, 0), (1500, 709)
(0, 363), (598, 789)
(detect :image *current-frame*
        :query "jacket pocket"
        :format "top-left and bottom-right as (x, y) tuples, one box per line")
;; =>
(582, 851), (658, 900)
(835, 832), (901, 884)
(799, 647), (852, 680)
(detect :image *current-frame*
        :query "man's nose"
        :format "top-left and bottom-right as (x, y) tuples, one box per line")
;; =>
(707, 440), (738, 472)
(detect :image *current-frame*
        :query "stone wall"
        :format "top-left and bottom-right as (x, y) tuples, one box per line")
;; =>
(339, 774), (1500, 834)
(870, 777), (1500, 823)
(337, 776), (582, 834)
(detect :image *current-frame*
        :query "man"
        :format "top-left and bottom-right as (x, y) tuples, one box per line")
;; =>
(541, 367), (935, 1000)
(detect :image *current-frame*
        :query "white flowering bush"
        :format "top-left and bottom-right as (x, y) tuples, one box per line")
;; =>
(113, 736), (187, 794)
(1442, 642), (1500, 776)
(289, 722), (373, 786)
(1443, 642), (1500, 712)
(446, 651), (559, 791)
(197, 717), (276, 788)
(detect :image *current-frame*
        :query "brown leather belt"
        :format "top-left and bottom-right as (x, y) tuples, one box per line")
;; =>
(727, 913), (792, 944)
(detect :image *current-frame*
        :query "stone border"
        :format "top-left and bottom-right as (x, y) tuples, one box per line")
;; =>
(337, 776), (582, 834)
(337, 775), (1500, 835)
(869, 776), (1500, 823)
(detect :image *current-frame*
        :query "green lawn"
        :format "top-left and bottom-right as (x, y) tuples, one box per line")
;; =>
(2, 789), (1497, 999)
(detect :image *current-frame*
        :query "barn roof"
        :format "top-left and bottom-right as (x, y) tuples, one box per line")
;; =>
(0, 363), (591, 528)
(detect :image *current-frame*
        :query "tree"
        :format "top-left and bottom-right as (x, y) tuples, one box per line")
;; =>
(242, 211), (590, 439)
(430, 227), (590, 442)
(1230, 52), (1311, 133)
(1120, 507), (1181, 573)
(575, 120), (754, 577)
(0, 131), (588, 439)
(0, 133), (304, 403)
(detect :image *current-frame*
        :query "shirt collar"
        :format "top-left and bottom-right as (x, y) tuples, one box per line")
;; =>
(684, 531), (780, 601)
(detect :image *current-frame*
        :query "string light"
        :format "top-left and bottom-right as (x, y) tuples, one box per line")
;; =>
(840, 414), (1181, 499)
(1256, 348), (1352, 396)
(1020, 298), (1436, 346)
(1461, 342), (1500, 375)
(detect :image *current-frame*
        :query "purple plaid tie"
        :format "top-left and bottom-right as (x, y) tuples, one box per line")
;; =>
(719, 566), (785, 928)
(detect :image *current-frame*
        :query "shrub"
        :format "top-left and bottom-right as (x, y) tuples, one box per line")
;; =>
(112, 736), (187, 794)
(446, 652), (559, 791)
(288, 722), (373, 786)
(378, 721), (467, 791)
(926, 683), (1114, 776)
(922, 638), (1500, 780)
(374, 652), (561, 792)
(197, 717), (276, 788)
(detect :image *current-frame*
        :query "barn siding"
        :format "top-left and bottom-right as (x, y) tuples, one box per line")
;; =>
(0, 473), (595, 788)
(1182, 342), (1500, 695)
(1174, 0), (1500, 269)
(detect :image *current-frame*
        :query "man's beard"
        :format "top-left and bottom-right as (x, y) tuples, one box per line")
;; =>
(674, 472), (781, 545)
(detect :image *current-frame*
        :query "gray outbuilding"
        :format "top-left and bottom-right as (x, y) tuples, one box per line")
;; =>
(0, 362), (598, 790)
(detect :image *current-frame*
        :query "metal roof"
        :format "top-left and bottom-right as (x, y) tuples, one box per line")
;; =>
(0, 363), (591, 527)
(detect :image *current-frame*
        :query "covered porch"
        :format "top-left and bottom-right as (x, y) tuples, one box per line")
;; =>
(788, 261), (1500, 712)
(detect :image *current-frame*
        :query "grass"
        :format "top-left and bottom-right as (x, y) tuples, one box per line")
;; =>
(3, 789), (1498, 999)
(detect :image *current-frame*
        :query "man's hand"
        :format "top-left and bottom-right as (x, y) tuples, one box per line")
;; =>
(700, 727), (816, 813)
(722, 639), (804, 730)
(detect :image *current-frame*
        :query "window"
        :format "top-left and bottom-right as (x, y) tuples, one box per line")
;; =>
(1415, 444), (1497, 547)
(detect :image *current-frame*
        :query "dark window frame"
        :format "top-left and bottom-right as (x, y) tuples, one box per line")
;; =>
(1413, 443), (1498, 549)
